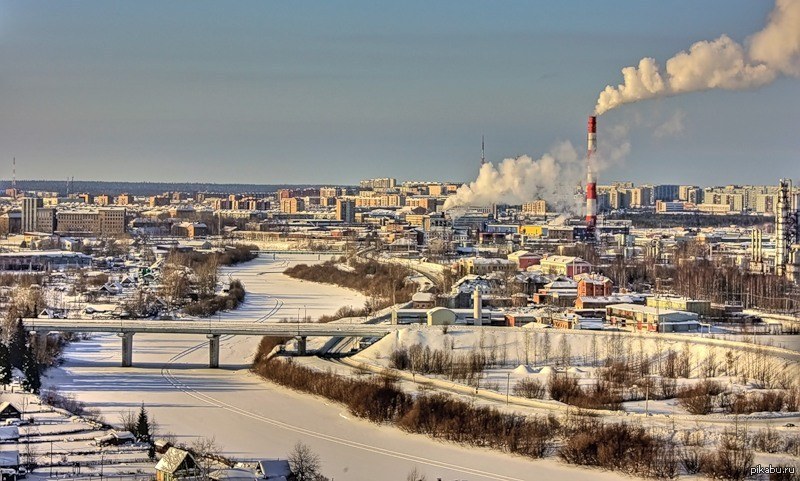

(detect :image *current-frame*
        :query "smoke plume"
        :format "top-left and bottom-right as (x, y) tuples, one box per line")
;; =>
(444, 135), (630, 212)
(595, 0), (800, 115)
(444, 142), (582, 212)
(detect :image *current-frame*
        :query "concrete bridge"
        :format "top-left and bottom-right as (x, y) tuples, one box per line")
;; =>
(23, 319), (397, 368)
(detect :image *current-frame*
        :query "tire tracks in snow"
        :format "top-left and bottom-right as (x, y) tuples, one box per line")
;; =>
(158, 266), (527, 481)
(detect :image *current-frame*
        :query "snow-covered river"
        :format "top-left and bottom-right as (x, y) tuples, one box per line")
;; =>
(45, 254), (627, 481)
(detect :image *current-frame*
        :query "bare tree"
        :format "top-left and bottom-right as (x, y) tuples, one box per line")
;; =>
(119, 409), (137, 432)
(191, 436), (223, 480)
(288, 441), (324, 481)
(195, 257), (219, 298)
(162, 266), (190, 310)
(406, 467), (428, 481)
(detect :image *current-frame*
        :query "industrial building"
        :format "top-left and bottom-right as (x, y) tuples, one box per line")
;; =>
(646, 296), (712, 317)
(606, 303), (700, 332)
(0, 251), (92, 271)
(539, 255), (592, 277)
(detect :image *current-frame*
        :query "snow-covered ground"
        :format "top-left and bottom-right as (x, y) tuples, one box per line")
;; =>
(43, 254), (633, 481)
(0, 391), (153, 480)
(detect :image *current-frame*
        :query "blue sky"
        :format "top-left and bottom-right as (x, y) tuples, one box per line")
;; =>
(0, 1), (797, 185)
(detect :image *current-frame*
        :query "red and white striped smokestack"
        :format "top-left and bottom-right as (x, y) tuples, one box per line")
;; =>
(586, 115), (598, 234)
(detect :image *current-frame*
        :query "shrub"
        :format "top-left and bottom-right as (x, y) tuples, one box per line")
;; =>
(514, 378), (546, 399)
(389, 348), (410, 370)
(657, 377), (677, 399)
(559, 421), (676, 478)
(183, 279), (246, 317)
(252, 344), (558, 460)
(751, 427), (782, 453)
(727, 390), (787, 414)
(679, 447), (702, 474)
(284, 259), (415, 309)
(699, 445), (753, 481)
(677, 380), (723, 415)
(548, 372), (582, 404)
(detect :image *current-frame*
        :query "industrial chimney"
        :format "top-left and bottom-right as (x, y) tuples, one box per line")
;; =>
(585, 116), (598, 237)
(473, 287), (483, 326)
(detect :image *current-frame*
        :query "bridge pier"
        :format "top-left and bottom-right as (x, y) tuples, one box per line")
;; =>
(208, 334), (220, 368)
(118, 332), (134, 367)
(297, 336), (307, 355)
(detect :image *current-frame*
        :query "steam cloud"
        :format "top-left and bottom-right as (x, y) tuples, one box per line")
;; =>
(443, 136), (630, 212)
(595, 0), (800, 115)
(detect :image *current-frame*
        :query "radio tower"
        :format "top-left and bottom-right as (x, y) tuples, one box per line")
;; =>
(12, 157), (16, 191)
(480, 135), (486, 168)
(585, 116), (598, 239)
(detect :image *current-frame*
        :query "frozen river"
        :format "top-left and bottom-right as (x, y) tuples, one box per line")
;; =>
(45, 254), (627, 481)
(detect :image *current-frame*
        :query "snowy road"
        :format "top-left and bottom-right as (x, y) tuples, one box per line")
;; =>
(45, 254), (628, 481)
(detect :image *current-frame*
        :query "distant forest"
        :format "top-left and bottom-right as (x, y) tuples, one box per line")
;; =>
(0, 180), (348, 196)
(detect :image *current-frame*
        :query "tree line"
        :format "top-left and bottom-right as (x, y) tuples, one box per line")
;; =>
(284, 257), (416, 316)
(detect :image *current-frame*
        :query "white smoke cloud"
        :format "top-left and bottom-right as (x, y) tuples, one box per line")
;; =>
(595, 0), (800, 115)
(443, 134), (631, 212)
(443, 142), (582, 212)
(653, 110), (686, 139)
(750, 0), (800, 76)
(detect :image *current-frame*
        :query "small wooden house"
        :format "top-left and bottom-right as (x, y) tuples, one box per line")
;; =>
(155, 448), (199, 481)
(0, 404), (21, 422)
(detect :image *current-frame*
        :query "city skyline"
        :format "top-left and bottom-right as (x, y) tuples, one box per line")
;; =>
(1, 1), (798, 186)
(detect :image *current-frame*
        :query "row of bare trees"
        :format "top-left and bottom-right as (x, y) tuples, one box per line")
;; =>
(284, 257), (416, 316)
(255, 346), (785, 480)
(600, 238), (798, 312)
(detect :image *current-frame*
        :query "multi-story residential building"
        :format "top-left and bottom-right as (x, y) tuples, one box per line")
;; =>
(679, 185), (700, 202)
(608, 188), (629, 210)
(280, 198), (304, 214)
(116, 193), (133, 205)
(57, 211), (100, 233)
(629, 186), (652, 208)
(319, 187), (339, 198)
(405, 196), (438, 212)
(335, 199), (356, 223)
(149, 195), (170, 207)
(35, 208), (57, 233)
(522, 200), (547, 216)
(655, 200), (685, 213)
(653, 184), (680, 202)
(360, 178), (397, 191)
(56, 208), (126, 235)
(21, 197), (42, 232)
(99, 208), (126, 235)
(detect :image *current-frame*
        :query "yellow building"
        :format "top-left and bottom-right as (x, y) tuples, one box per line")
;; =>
(519, 225), (546, 238)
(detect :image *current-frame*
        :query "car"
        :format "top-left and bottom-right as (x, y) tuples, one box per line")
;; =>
(1, 468), (17, 480)
(17, 467), (27, 478)
(784, 423), (795, 428)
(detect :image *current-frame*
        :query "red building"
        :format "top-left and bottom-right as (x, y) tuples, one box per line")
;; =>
(576, 273), (613, 297)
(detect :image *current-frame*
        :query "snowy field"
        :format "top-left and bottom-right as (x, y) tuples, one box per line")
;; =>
(43, 254), (633, 481)
(353, 326), (800, 416)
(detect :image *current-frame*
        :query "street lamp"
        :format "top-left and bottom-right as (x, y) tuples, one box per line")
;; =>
(506, 372), (511, 405)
